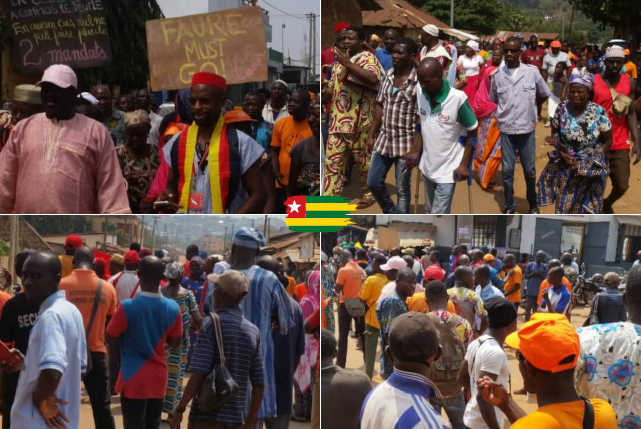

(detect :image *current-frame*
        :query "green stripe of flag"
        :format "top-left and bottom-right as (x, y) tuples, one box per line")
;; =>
(306, 196), (350, 203)
(289, 226), (345, 232)
(305, 211), (352, 218)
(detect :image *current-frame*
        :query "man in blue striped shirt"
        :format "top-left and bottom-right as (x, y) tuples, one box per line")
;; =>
(361, 312), (450, 429)
(172, 270), (264, 429)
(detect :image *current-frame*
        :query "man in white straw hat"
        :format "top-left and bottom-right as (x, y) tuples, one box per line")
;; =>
(0, 64), (130, 214)
(419, 24), (457, 87)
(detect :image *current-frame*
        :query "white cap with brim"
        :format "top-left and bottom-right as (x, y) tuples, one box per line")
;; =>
(422, 24), (439, 37)
(37, 64), (78, 89)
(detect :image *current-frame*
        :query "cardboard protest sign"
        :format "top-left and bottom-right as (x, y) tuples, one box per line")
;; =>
(145, 6), (268, 91)
(8, 0), (112, 74)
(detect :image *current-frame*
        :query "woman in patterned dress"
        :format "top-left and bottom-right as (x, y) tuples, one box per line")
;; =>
(117, 109), (160, 213)
(160, 262), (202, 419)
(537, 73), (613, 213)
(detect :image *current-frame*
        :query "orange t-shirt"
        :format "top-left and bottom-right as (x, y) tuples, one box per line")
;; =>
(538, 276), (572, 305)
(406, 292), (456, 313)
(0, 290), (11, 317)
(59, 269), (117, 354)
(286, 275), (297, 297)
(508, 398), (616, 429)
(295, 283), (307, 301)
(336, 261), (363, 303)
(270, 116), (313, 187)
(501, 265), (523, 303)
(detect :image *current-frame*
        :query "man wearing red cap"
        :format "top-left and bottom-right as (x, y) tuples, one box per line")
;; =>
(321, 22), (349, 80)
(59, 234), (83, 278)
(323, 26), (383, 206)
(0, 64), (130, 214)
(157, 72), (265, 214)
(477, 314), (616, 428)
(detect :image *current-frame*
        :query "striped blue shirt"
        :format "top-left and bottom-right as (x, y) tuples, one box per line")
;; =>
(361, 369), (450, 429)
(238, 265), (295, 419)
(187, 307), (263, 425)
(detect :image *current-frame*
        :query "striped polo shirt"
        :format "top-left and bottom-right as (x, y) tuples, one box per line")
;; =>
(361, 368), (449, 429)
(188, 307), (264, 425)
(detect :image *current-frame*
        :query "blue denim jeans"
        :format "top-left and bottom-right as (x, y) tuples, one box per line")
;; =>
(423, 176), (455, 213)
(367, 151), (411, 213)
(500, 132), (537, 211)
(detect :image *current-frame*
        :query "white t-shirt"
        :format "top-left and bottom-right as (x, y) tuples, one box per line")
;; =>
(11, 291), (86, 429)
(458, 55), (484, 77)
(417, 84), (478, 183)
(108, 270), (141, 304)
(463, 335), (510, 429)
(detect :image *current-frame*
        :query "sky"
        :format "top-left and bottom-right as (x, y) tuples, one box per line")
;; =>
(155, 0), (320, 67)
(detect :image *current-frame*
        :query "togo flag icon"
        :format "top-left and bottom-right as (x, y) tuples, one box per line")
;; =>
(284, 196), (356, 232)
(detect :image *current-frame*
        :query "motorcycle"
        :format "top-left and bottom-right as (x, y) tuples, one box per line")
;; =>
(572, 273), (604, 307)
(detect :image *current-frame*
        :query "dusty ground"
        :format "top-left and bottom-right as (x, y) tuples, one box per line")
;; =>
(334, 303), (591, 425)
(343, 121), (641, 214)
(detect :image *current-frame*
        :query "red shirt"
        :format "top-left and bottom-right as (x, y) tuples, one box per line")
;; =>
(424, 263), (445, 282)
(521, 47), (546, 69)
(593, 73), (632, 151)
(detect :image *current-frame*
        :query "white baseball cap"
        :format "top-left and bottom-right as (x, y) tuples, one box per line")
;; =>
(37, 64), (78, 89)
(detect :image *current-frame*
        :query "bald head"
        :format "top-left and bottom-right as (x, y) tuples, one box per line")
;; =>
(256, 255), (280, 275)
(457, 254), (470, 267)
(417, 58), (444, 97)
(138, 256), (164, 291)
(73, 246), (94, 269)
(454, 266), (474, 288)
(22, 252), (61, 305)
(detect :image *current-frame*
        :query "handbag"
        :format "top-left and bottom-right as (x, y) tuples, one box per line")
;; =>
(608, 86), (632, 117)
(84, 279), (102, 374)
(344, 298), (366, 318)
(196, 311), (239, 413)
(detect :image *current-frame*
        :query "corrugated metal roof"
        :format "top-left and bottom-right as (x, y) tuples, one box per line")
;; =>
(362, 0), (449, 30)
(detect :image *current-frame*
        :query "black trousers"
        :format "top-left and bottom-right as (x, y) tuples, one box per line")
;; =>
(1, 372), (19, 429)
(107, 336), (120, 392)
(121, 396), (163, 429)
(83, 352), (116, 429)
(336, 302), (365, 368)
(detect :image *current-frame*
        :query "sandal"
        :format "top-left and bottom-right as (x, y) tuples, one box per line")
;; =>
(355, 193), (376, 209)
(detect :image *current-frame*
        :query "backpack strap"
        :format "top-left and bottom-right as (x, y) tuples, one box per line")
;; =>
(581, 397), (594, 429)
(86, 279), (102, 342)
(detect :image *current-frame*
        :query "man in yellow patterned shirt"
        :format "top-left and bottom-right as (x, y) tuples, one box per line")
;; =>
(322, 26), (382, 207)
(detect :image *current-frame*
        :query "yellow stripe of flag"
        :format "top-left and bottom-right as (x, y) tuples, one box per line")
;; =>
(285, 218), (354, 227)
(306, 203), (357, 211)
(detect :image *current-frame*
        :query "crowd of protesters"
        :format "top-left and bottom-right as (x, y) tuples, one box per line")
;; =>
(320, 240), (637, 428)
(0, 229), (321, 429)
(0, 65), (320, 215)
(322, 22), (641, 214)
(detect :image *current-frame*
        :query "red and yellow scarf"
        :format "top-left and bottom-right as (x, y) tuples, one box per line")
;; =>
(177, 115), (231, 213)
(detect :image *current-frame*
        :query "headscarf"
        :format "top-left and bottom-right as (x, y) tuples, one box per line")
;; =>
(569, 72), (593, 89)
(300, 270), (321, 319)
(466, 40), (479, 52)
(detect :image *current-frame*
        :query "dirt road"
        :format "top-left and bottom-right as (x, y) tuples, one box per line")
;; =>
(344, 121), (641, 213)
(334, 303), (591, 424)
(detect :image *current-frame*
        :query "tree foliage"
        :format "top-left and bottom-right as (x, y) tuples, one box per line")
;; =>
(23, 216), (93, 236)
(566, 0), (639, 41)
(75, 0), (164, 91)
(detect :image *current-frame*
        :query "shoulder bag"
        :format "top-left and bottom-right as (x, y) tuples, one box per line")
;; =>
(84, 279), (102, 374)
(197, 311), (239, 413)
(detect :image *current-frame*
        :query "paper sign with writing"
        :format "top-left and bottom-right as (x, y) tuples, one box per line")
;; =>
(146, 6), (268, 91)
(8, 0), (112, 74)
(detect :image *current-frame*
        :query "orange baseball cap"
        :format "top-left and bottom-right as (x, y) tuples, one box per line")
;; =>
(624, 49), (631, 56)
(483, 253), (495, 262)
(505, 315), (579, 373)
(224, 109), (256, 124)
(550, 40), (562, 48)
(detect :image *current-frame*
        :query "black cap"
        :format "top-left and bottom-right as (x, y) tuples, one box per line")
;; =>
(389, 312), (438, 362)
(485, 296), (517, 329)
